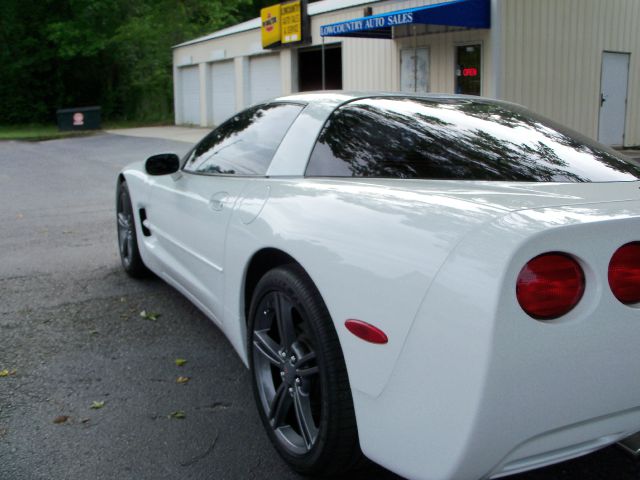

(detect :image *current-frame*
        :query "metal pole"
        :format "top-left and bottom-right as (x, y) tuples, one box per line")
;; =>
(321, 36), (326, 90)
(413, 25), (417, 93)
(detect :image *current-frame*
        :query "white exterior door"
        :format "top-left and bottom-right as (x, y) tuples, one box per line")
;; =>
(180, 66), (201, 125)
(249, 54), (282, 104)
(210, 60), (236, 126)
(401, 48), (429, 93)
(598, 52), (630, 146)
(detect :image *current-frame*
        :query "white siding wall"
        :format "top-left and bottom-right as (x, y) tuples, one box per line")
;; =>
(172, 0), (638, 144)
(499, 0), (640, 146)
(394, 29), (492, 95)
(173, 0), (494, 126)
(173, 28), (263, 126)
(309, 6), (396, 91)
(309, 0), (493, 95)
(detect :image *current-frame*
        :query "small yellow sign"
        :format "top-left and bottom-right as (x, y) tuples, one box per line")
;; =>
(281, 0), (302, 44)
(261, 4), (281, 49)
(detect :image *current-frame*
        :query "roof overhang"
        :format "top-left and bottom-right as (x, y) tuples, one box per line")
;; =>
(320, 0), (490, 39)
(172, 0), (377, 49)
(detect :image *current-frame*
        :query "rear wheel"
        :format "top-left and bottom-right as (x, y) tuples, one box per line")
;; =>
(248, 264), (365, 476)
(116, 180), (148, 278)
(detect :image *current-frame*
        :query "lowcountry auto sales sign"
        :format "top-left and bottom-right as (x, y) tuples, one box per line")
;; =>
(281, 1), (302, 44)
(261, 0), (308, 49)
(321, 12), (413, 36)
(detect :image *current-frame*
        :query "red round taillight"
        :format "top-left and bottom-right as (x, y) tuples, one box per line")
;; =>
(516, 253), (585, 320)
(609, 242), (640, 304)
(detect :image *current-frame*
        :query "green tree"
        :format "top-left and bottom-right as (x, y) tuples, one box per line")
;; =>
(0, 0), (252, 124)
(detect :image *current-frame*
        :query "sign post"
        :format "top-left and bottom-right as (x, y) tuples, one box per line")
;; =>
(321, 37), (326, 90)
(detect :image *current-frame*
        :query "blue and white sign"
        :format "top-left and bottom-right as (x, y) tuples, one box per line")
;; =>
(320, 0), (490, 38)
(320, 12), (414, 37)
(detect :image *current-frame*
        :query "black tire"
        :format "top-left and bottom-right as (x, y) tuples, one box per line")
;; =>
(116, 180), (148, 278)
(248, 264), (366, 477)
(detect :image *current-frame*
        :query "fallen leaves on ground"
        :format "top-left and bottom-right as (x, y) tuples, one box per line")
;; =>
(0, 369), (17, 377)
(176, 376), (190, 384)
(53, 415), (69, 424)
(175, 358), (187, 366)
(169, 411), (186, 419)
(139, 310), (160, 321)
(90, 401), (105, 409)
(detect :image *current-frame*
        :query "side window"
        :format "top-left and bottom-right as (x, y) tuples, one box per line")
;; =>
(184, 103), (303, 175)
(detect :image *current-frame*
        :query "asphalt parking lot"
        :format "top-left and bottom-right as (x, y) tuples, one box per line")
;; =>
(1, 132), (639, 480)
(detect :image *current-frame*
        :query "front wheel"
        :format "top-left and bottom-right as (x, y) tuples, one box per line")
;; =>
(248, 264), (365, 476)
(116, 180), (148, 278)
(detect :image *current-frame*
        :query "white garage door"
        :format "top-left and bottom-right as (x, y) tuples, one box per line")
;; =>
(180, 66), (200, 125)
(249, 54), (282, 105)
(210, 60), (236, 126)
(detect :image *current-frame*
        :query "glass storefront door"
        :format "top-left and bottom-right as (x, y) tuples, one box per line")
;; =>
(455, 44), (482, 95)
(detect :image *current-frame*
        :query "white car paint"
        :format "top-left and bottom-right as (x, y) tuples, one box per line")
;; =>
(119, 92), (640, 480)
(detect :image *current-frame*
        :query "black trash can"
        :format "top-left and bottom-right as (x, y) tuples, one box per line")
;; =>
(56, 106), (101, 131)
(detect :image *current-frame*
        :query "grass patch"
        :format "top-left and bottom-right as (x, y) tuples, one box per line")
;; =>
(0, 119), (173, 141)
(0, 124), (98, 142)
(102, 119), (172, 130)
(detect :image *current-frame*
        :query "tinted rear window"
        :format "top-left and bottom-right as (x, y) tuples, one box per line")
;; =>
(306, 97), (640, 182)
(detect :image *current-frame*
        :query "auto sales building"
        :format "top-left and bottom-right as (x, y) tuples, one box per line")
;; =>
(172, 0), (640, 147)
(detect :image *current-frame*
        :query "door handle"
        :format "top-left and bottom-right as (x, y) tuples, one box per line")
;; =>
(600, 93), (607, 107)
(209, 192), (228, 211)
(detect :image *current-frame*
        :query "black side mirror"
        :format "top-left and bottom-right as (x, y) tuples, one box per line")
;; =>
(145, 153), (180, 176)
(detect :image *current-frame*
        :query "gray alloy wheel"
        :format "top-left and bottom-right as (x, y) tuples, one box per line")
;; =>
(116, 180), (148, 278)
(248, 265), (366, 476)
(252, 289), (321, 454)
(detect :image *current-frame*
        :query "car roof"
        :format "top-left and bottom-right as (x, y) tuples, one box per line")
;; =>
(266, 91), (527, 177)
(274, 91), (518, 110)
(267, 90), (516, 176)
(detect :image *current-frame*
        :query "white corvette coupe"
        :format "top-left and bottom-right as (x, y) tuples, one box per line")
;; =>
(116, 92), (640, 480)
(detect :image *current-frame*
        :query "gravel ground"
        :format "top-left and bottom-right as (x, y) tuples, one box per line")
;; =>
(0, 133), (639, 480)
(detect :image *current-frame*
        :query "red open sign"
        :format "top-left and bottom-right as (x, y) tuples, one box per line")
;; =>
(462, 67), (478, 77)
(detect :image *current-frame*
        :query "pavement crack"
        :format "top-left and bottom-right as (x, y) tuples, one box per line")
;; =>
(179, 432), (218, 467)
(196, 401), (231, 411)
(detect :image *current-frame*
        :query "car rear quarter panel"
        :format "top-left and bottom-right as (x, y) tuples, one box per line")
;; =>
(354, 199), (640, 480)
(222, 178), (507, 397)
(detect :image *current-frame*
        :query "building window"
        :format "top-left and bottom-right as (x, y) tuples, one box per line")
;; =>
(455, 44), (481, 95)
(401, 48), (429, 93)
